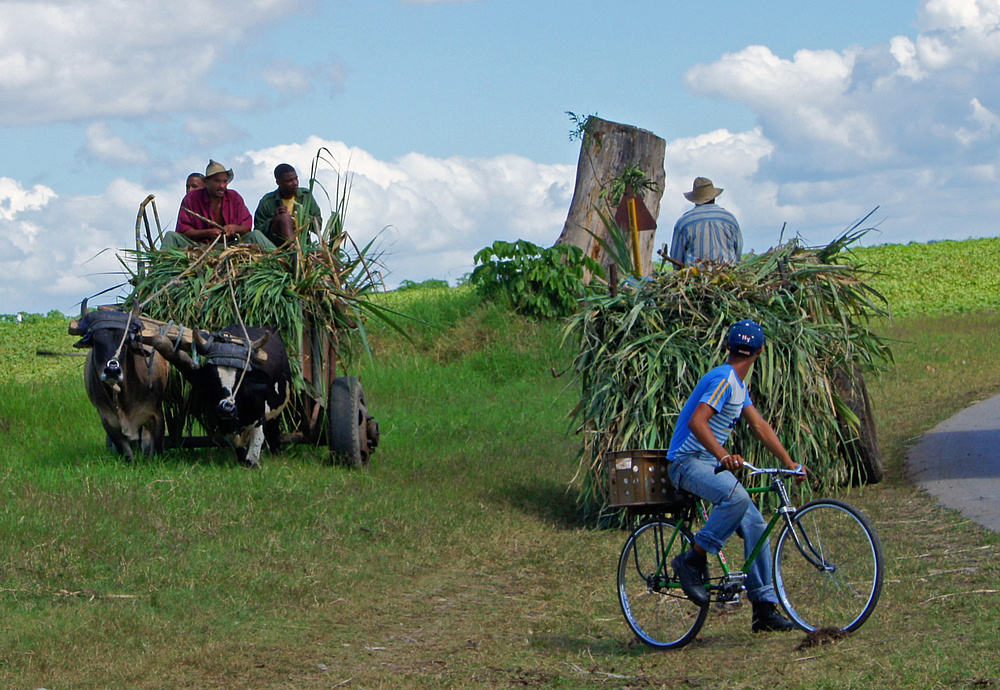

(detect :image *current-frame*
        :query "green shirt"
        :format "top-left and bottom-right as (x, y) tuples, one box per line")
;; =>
(253, 188), (323, 245)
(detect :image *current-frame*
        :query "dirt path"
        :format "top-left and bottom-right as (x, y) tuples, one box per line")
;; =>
(907, 392), (1000, 532)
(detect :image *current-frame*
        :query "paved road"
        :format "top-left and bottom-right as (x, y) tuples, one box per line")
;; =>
(907, 392), (1000, 532)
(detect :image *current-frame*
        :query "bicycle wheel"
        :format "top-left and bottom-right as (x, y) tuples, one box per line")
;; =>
(617, 518), (709, 649)
(773, 499), (883, 632)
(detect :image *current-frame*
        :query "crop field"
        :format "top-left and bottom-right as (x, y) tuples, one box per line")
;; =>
(1, 237), (999, 688)
(854, 235), (1000, 316)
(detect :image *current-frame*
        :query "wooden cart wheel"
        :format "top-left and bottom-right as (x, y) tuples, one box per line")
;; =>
(833, 366), (884, 485)
(328, 376), (372, 468)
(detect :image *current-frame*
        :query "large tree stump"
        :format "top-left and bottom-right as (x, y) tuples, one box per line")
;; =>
(555, 117), (666, 278)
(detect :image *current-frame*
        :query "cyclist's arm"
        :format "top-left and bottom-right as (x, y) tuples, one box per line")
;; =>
(741, 404), (802, 472)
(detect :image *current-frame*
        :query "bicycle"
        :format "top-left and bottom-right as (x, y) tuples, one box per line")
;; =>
(614, 457), (884, 649)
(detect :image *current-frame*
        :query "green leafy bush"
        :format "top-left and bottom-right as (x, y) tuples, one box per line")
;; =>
(469, 239), (603, 319)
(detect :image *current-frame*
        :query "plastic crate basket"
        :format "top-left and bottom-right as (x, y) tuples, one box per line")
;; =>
(606, 449), (676, 508)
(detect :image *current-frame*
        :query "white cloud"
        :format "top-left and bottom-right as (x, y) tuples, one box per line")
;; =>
(0, 0), (314, 125)
(678, 0), (1000, 193)
(918, 0), (1000, 32)
(0, 177), (56, 222)
(889, 36), (925, 80)
(240, 137), (575, 285)
(81, 123), (151, 166)
(956, 97), (1000, 144)
(685, 45), (885, 166)
(260, 61), (314, 96)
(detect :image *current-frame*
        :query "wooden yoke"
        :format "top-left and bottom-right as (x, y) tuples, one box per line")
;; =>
(69, 305), (267, 362)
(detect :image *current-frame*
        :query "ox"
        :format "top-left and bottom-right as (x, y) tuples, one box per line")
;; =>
(73, 306), (170, 460)
(154, 325), (291, 468)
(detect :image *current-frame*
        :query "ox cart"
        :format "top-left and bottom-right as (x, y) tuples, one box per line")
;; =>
(70, 193), (382, 468)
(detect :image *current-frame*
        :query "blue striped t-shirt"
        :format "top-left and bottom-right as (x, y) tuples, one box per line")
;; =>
(668, 364), (752, 461)
(669, 204), (742, 265)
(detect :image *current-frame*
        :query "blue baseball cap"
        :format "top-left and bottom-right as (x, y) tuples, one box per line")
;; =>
(728, 319), (765, 355)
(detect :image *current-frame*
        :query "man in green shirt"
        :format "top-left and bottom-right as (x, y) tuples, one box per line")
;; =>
(253, 164), (323, 247)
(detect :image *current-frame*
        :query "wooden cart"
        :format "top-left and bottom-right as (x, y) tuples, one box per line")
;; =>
(121, 195), (380, 467)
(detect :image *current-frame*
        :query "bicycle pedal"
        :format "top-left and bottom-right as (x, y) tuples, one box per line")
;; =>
(715, 599), (743, 614)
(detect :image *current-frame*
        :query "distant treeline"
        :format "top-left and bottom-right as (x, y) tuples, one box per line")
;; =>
(0, 311), (70, 323)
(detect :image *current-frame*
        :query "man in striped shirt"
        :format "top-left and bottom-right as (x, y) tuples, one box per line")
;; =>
(666, 319), (805, 633)
(669, 177), (743, 265)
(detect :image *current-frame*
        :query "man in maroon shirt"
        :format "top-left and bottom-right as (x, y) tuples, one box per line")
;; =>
(160, 160), (276, 250)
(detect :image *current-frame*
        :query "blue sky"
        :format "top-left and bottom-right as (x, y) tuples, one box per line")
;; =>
(1, 0), (996, 314)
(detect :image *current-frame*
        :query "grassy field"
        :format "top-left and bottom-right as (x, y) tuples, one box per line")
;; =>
(1, 239), (1000, 688)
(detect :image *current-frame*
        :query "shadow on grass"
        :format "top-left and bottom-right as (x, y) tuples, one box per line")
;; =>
(498, 480), (589, 529)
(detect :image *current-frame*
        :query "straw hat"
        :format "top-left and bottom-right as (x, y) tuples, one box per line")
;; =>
(205, 159), (235, 183)
(684, 177), (723, 204)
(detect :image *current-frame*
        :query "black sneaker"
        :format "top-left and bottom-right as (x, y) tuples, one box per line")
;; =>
(671, 550), (709, 606)
(751, 602), (796, 632)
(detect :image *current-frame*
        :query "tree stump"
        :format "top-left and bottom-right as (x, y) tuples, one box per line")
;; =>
(555, 117), (666, 278)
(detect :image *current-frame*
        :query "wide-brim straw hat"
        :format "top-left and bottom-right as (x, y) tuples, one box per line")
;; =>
(684, 177), (723, 204)
(205, 159), (235, 183)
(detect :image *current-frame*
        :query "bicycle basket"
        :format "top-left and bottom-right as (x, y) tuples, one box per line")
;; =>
(606, 449), (678, 508)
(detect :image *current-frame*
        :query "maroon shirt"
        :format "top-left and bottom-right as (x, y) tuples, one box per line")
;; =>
(176, 188), (253, 237)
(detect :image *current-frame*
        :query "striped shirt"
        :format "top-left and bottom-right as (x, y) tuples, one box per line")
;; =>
(669, 204), (743, 265)
(668, 364), (752, 461)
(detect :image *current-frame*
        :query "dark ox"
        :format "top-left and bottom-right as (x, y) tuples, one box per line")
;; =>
(73, 307), (169, 460)
(154, 325), (291, 467)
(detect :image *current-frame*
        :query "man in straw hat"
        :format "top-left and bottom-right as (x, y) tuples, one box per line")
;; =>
(161, 160), (276, 250)
(669, 177), (742, 266)
(667, 319), (806, 633)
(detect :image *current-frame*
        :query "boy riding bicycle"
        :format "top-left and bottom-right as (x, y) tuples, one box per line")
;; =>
(667, 319), (806, 632)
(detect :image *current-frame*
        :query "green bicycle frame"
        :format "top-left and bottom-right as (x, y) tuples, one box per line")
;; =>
(692, 481), (797, 582)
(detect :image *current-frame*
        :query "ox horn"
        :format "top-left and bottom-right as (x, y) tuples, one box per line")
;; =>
(151, 334), (196, 372)
(250, 330), (271, 366)
(80, 298), (90, 318)
(250, 330), (270, 352)
(193, 327), (211, 355)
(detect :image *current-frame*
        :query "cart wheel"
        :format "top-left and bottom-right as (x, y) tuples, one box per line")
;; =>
(833, 366), (883, 485)
(328, 376), (372, 468)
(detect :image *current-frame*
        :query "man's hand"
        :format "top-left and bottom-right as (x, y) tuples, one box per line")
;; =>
(788, 461), (808, 484)
(222, 224), (245, 237)
(720, 453), (746, 472)
(274, 204), (289, 216)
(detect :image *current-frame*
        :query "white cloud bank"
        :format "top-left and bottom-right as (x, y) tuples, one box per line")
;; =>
(0, 0), (319, 126)
(0, 141), (576, 314)
(668, 0), (1000, 252)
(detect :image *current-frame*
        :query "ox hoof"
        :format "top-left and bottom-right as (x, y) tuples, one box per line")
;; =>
(238, 455), (260, 470)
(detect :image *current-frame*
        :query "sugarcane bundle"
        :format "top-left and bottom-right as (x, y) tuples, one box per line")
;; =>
(565, 231), (892, 516)
(125, 232), (391, 389)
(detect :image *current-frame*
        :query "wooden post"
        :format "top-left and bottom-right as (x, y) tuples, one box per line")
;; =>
(555, 117), (666, 279)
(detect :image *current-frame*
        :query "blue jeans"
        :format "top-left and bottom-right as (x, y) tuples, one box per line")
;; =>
(668, 454), (777, 604)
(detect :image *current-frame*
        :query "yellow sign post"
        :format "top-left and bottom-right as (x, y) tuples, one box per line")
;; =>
(614, 194), (658, 278)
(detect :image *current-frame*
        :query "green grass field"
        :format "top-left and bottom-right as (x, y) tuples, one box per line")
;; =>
(1, 238), (999, 688)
